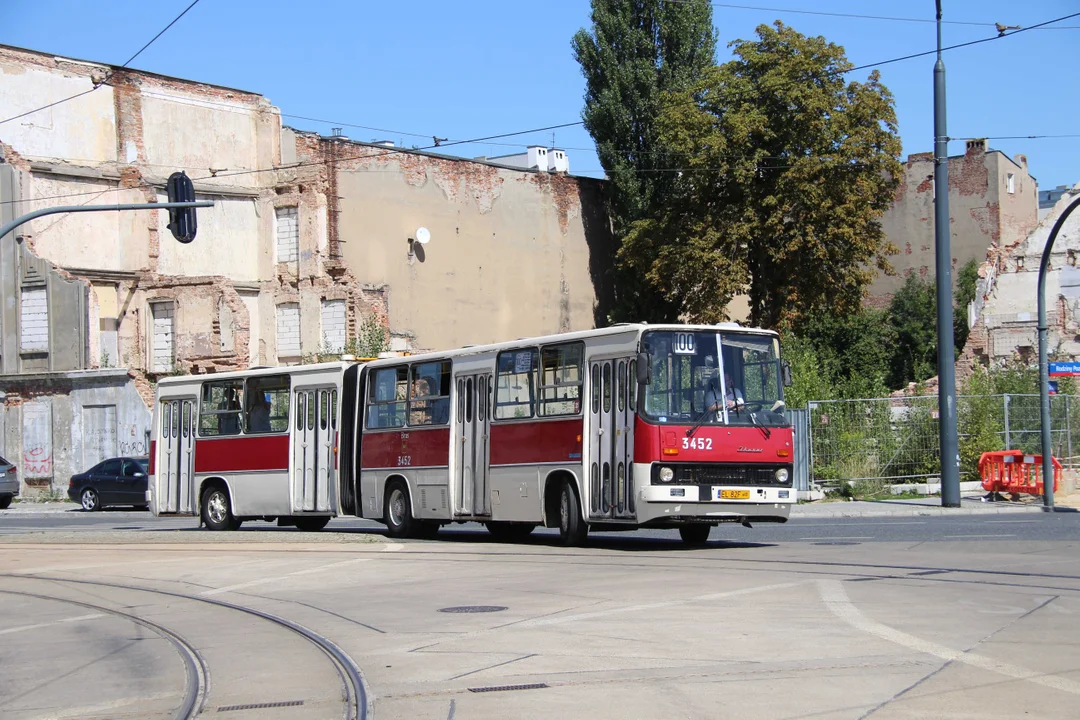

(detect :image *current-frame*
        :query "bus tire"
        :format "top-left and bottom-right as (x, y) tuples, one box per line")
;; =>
(419, 521), (441, 539)
(679, 524), (711, 545)
(295, 516), (331, 532)
(202, 485), (241, 531)
(384, 480), (416, 539)
(487, 522), (536, 543)
(557, 481), (588, 547)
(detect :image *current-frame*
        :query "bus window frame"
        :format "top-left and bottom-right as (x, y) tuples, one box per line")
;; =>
(537, 341), (584, 418)
(198, 379), (244, 437)
(494, 348), (538, 421)
(408, 360), (452, 427)
(243, 374), (291, 435)
(366, 365), (409, 430)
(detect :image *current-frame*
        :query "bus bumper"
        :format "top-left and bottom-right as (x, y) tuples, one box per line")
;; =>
(636, 485), (792, 524)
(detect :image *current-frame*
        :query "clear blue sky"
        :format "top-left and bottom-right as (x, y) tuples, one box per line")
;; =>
(4, 0), (1078, 189)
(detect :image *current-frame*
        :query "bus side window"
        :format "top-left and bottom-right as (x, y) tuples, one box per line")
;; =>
(409, 360), (451, 426)
(538, 342), (584, 417)
(163, 402), (172, 438)
(366, 366), (407, 429)
(629, 359), (637, 411)
(495, 349), (537, 420)
(618, 360), (626, 413)
(199, 380), (243, 436)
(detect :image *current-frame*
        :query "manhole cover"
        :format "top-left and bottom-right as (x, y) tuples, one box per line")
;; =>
(813, 541), (861, 546)
(438, 606), (507, 614)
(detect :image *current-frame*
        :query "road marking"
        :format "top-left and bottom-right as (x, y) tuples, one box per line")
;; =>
(0, 613), (104, 636)
(799, 536), (873, 540)
(383, 543), (405, 552)
(819, 579), (1080, 696)
(199, 557), (370, 596)
(523, 581), (801, 627)
(943, 534), (1017, 538)
(986, 520), (1038, 524)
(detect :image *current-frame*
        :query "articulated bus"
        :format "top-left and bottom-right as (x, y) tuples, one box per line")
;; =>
(149, 324), (795, 544)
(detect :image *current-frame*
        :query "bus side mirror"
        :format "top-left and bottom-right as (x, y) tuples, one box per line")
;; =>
(636, 353), (651, 385)
(782, 361), (793, 387)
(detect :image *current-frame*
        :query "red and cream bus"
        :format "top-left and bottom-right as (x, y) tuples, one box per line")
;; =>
(150, 324), (795, 544)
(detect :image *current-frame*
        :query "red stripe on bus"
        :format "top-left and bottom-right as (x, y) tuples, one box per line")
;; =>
(194, 435), (290, 473)
(634, 417), (794, 463)
(361, 427), (451, 469)
(149, 440), (156, 475)
(490, 418), (583, 465)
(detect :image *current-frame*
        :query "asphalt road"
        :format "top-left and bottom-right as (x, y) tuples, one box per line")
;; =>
(2, 519), (1079, 719)
(2, 508), (1077, 545)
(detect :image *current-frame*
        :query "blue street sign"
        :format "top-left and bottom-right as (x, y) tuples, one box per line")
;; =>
(1049, 361), (1080, 377)
(1049, 380), (1059, 395)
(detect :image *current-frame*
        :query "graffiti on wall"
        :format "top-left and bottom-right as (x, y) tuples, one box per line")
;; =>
(22, 400), (53, 479)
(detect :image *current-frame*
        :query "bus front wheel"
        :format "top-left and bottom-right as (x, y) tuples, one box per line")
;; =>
(202, 486), (241, 531)
(679, 524), (711, 545)
(557, 481), (588, 547)
(384, 480), (415, 539)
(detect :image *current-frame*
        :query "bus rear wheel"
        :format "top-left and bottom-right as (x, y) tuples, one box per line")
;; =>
(557, 481), (588, 547)
(295, 516), (330, 532)
(679, 524), (711, 545)
(487, 521), (536, 543)
(384, 480), (416, 539)
(202, 486), (241, 531)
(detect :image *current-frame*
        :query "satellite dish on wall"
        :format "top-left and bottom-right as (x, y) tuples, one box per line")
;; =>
(415, 227), (431, 245)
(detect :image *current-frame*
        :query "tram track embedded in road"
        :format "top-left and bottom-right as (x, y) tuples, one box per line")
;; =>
(1, 575), (371, 720)
(0, 588), (208, 720)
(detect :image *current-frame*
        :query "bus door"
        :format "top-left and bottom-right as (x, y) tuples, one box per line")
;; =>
(455, 373), (491, 517)
(615, 358), (636, 518)
(161, 398), (196, 514)
(589, 358), (636, 519)
(292, 387), (335, 513)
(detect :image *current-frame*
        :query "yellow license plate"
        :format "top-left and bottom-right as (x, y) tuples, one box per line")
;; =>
(720, 489), (750, 500)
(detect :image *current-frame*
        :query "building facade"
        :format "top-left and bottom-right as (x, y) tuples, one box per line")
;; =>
(869, 139), (1038, 303)
(0, 44), (612, 496)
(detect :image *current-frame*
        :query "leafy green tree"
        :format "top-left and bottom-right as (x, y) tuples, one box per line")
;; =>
(572, 0), (717, 322)
(887, 274), (939, 389)
(621, 22), (902, 328)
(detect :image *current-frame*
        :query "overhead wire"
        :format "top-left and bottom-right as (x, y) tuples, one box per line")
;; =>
(4, 9), (1078, 205)
(0, 0), (203, 126)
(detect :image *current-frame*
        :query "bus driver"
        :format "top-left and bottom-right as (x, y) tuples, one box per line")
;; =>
(703, 357), (744, 415)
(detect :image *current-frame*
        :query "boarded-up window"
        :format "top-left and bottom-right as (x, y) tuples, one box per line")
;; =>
(20, 287), (48, 352)
(276, 303), (301, 359)
(321, 299), (346, 353)
(275, 207), (299, 263)
(150, 302), (174, 372)
(21, 400), (52, 480)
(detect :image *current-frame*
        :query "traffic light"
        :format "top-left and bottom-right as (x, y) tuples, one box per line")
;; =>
(166, 171), (197, 243)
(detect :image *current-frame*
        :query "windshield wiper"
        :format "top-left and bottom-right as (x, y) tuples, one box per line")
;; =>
(685, 408), (715, 439)
(749, 411), (772, 440)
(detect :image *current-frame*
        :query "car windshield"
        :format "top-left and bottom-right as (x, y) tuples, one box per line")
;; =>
(641, 329), (788, 427)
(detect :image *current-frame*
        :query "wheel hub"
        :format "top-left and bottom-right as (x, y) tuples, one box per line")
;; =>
(207, 492), (227, 524)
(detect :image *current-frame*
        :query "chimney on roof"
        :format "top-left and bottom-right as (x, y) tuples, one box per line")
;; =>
(965, 138), (987, 155)
(547, 148), (570, 173)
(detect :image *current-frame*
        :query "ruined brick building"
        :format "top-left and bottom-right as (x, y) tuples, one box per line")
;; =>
(868, 138), (1038, 303)
(0, 44), (613, 495)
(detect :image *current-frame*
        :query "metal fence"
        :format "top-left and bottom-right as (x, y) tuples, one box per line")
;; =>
(806, 394), (1080, 484)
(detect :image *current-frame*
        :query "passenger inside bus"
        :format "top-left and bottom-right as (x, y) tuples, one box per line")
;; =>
(247, 393), (272, 433)
(409, 378), (431, 425)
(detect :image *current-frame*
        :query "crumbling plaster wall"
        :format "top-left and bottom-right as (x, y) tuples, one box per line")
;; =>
(961, 183), (1080, 370)
(871, 140), (1037, 301)
(308, 138), (612, 352)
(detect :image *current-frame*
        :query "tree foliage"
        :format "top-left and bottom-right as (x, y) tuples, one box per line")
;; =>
(620, 22), (902, 327)
(572, 0), (717, 322)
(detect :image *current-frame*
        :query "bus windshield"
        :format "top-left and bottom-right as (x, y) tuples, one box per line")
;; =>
(641, 330), (788, 427)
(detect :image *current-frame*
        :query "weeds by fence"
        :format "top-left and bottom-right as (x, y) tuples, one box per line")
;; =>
(807, 394), (1080, 484)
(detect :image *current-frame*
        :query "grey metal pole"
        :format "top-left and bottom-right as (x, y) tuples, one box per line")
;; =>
(0, 201), (213, 242)
(934, 1), (961, 507)
(1067, 395), (1073, 467)
(1037, 195), (1080, 510)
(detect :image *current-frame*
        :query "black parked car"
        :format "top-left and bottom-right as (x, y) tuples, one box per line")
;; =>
(67, 457), (149, 511)
(0, 454), (18, 509)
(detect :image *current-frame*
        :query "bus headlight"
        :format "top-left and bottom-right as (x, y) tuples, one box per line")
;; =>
(659, 467), (674, 483)
(775, 468), (790, 483)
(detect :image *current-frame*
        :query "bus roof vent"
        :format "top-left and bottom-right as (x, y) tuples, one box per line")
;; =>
(716, 322), (741, 328)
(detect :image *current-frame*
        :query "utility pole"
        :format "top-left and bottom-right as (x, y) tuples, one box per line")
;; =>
(935, 0), (961, 507)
